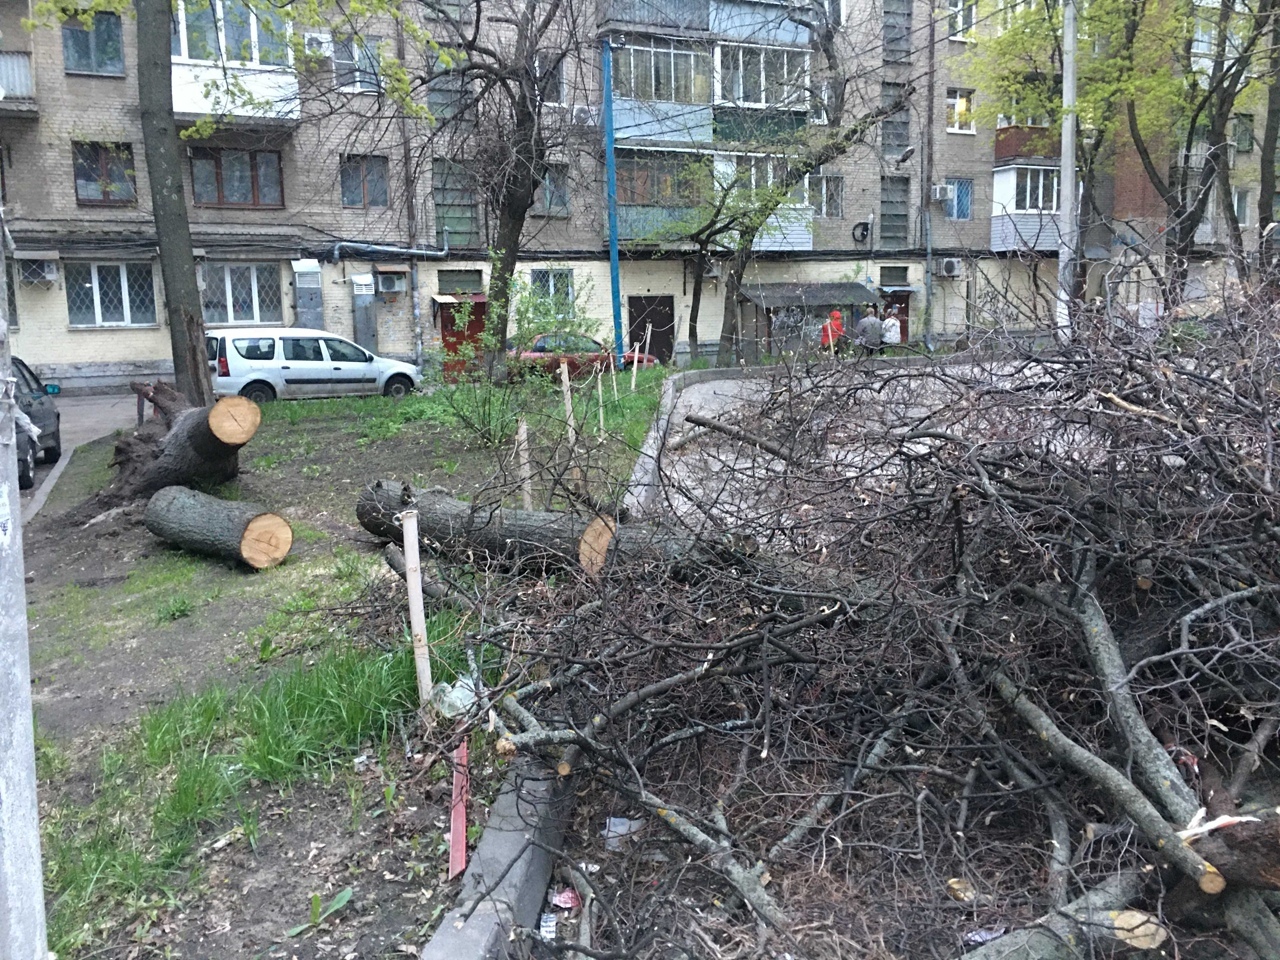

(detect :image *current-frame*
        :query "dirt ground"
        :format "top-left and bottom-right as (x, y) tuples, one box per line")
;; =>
(24, 403), (503, 959)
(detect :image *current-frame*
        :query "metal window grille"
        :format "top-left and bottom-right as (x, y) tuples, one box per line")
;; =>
(946, 178), (973, 220)
(203, 263), (283, 324)
(63, 262), (153, 325)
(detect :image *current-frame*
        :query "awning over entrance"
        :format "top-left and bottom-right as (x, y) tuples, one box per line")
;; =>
(431, 294), (488, 304)
(739, 281), (882, 309)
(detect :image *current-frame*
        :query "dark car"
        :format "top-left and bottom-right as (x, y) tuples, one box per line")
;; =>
(508, 333), (659, 378)
(12, 357), (61, 490)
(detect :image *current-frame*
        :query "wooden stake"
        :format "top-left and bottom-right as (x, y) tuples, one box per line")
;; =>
(559, 359), (576, 448)
(401, 510), (433, 704)
(448, 740), (469, 880)
(596, 365), (605, 437)
(630, 330), (643, 392)
(515, 418), (533, 512)
(610, 362), (619, 402)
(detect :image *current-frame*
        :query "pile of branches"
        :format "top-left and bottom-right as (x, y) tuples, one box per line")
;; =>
(364, 305), (1280, 958)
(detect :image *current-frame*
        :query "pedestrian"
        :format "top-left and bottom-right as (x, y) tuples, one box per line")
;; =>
(820, 309), (846, 355)
(854, 311), (882, 356)
(881, 305), (902, 348)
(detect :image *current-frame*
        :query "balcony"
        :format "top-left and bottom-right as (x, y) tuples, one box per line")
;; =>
(601, 0), (709, 31)
(172, 60), (300, 124)
(993, 125), (1058, 163)
(0, 51), (37, 116)
(618, 205), (699, 242)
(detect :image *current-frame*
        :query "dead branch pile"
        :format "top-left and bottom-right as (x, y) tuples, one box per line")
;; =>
(364, 307), (1280, 958)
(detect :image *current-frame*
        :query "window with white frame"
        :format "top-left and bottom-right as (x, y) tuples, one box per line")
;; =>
(810, 165), (843, 218)
(614, 38), (711, 104)
(997, 109), (1050, 128)
(65, 262), (156, 326)
(535, 163), (570, 216)
(530, 268), (574, 315)
(170, 0), (287, 65)
(1014, 167), (1058, 212)
(947, 0), (975, 38)
(945, 177), (973, 220)
(1233, 186), (1254, 226)
(535, 51), (564, 105)
(733, 154), (806, 204)
(719, 45), (808, 108)
(335, 35), (382, 92)
(946, 89), (975, 132)
(823, 0), (843, 26)
(201, 262), (283, 324)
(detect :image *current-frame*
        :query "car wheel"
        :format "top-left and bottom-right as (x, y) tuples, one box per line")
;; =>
(383, 375), (414, 399)
(17, 438), (35, 490)
(43, 428), (62, 464)
(240, 382), (277, 404)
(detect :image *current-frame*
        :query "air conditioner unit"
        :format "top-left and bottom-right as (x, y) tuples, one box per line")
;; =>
(378, 273), (407, 294)
(571, 105), (597, 126)
(934, 257), (963, 278)
(303, 31), (333, 57)
(18, 260), (57, 285)
(930, 183), (955, 202)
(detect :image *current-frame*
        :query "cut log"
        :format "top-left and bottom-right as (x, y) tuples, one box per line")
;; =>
(144, 485), (292, 569)
(383, 543), (454, 602)
(960, 871), (1160, 960)
(356, 480), (878, 606)
(1191, 811), (1280, 890)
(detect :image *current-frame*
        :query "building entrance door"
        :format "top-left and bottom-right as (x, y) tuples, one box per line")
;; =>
(628, 296), (675, 363)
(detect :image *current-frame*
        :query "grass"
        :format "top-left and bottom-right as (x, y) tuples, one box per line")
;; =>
(42, 614), (466, 956)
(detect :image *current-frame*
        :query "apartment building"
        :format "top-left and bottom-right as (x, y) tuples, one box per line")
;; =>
(3, 0), (1261, 388)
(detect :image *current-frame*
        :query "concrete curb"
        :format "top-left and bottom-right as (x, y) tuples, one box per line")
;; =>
(20, 448), (73, 525)
(420, 759), (573, 960)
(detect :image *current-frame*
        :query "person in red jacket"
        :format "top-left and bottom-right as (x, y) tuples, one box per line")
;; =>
(820, 310), (845, 354)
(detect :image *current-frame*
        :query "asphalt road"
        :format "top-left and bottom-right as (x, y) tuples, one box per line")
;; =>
(17, 393), (142, 513)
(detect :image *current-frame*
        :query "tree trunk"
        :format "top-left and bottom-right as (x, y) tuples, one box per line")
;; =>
(144, 486), (292, 569)
(356, 480), (878, 606)
(135, 0), (213, 407)
(687, 249), (705, 361)
(715, 247), (751, 367)
(1258, 11), (1280, 284)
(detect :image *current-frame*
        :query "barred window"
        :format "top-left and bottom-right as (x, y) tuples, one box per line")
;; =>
(202, 263), (283, 324)
(65, 262), (156, 326)
(945, 178), (973, 220)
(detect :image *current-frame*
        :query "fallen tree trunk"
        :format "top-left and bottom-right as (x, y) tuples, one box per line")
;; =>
(383, 542), (455, 603)
(356, 480), (878, 605)
(960, 871), (1164, 959)
(144, 485), (292, 569)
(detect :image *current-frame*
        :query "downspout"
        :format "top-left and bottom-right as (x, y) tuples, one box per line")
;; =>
(396, 9), (426, 366)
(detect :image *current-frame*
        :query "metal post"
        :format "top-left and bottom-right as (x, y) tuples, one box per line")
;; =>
(601, 37), (627, 368)
(922, 8), (937, 348)
(0, 218), (50, 958)
(1056, 0), (1078, 341)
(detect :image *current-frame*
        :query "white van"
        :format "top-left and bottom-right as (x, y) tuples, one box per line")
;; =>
(206, 328), (422, 403)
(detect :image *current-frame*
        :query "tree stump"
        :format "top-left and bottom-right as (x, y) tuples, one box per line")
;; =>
(144, 485), (292, 569)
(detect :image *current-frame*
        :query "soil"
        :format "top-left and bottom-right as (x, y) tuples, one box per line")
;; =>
(23, 404), (502, 959)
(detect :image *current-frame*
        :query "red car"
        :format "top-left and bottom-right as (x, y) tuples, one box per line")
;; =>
(509, 333), (659, 378)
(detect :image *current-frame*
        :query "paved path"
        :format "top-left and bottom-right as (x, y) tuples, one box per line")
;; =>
(19, 393), (140, 522)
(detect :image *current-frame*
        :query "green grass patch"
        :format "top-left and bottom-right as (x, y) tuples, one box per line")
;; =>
(40, 434), (117, 518)
(155, 595), (194, 623)
(43, 622), (463, 956)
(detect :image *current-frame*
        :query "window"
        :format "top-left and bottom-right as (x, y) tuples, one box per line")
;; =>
(201, 263), (283, 324)
(73, 143), (136, 205)
(536, 52), (564, 105)
(433, 158), (479, 247)
(732, 155), (806, 203)
(810, 165), (843, 218)
(880, 265), (909, 286)
(530, 268), (574, 315)
(282, 337), (323, 361)
(946, 89), (975, 132)
(616, 152), (706, 206)
(335, 35), (381, 92)
(1234, 114), (1255, 152)
(233, 337), (275, 360)
(883, 0), (912, 63)
(340, 155), (389, 208)
(439, 269), (484, 293)
(947, 0), (975, 38)
(823, 0), (843, 26)
(191, 149), (283, 207)
(1233, 186), (1253, 226)
(997, 110), (1050, 128)
(881, 82), (910, 157)
(324, 338), (369, 362)
(428, 65), (466, 119)
(1014, 167), (1058, 212)
(615, 38), (712, 104)
(535, 163), (570, 216)
(881, 176), (910, 248)
(65, 262), (156, 326)
(6, 262), (18, 329)
(945, 177), (973, 220)
(171, 0), (287, 65)
(63, 13), (124, 75)
(719, 45), (808, 108)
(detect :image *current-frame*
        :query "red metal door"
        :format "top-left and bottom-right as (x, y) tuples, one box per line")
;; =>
(439, 297), (488, 380)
